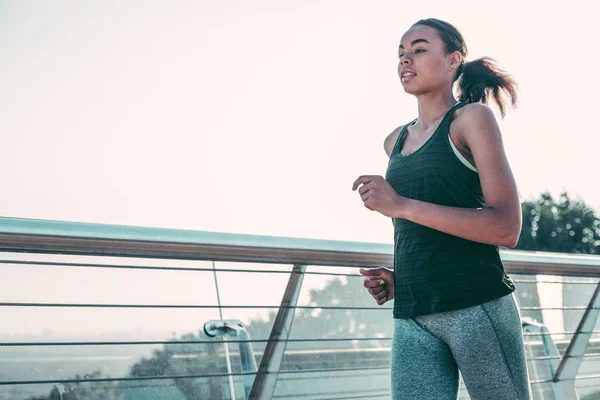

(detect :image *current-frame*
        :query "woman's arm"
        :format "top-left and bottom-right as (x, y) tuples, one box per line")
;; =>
(353, 103), (522, 248)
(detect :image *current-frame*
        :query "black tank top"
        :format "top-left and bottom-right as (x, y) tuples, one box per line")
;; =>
(385, 102), (515, 319)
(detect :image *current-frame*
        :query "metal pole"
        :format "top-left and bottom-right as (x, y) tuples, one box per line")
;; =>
(203, 320), (257, 399)
(247, 264), (306, 400)
(522, 318), (568, 399)
(213, 261), (236, 400)
(238, 327), (258, 397)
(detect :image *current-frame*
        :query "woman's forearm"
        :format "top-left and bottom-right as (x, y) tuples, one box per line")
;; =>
(397, 198), (521, 248)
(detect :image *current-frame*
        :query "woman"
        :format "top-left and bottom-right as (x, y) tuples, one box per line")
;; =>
(352, 19), (532, 400)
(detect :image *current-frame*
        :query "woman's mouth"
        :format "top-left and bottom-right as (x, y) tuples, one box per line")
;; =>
(401, 71), (416, 82)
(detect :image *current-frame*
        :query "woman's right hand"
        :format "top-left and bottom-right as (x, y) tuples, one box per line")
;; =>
(359, 267), (394, 305)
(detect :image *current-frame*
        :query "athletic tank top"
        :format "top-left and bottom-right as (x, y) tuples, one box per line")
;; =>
(385, 102), (516, 319)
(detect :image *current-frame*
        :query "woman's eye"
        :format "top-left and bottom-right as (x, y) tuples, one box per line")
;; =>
(398, 49), (425, 58)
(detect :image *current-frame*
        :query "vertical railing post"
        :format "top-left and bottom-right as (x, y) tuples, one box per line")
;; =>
(203, 320), (258, 399)
(552, 282), (600, 399)
(247, 264), (306, 400)
(522, 318), (569, 399)
(212, 261), (237, 399)
(238, 327), (258, 396)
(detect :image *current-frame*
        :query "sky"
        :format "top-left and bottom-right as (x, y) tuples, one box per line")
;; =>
(1, 1), (599, 339)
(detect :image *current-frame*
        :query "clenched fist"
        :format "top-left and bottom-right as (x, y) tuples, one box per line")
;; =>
(359, 267), (395, 305)
(352, 175), (405, 218)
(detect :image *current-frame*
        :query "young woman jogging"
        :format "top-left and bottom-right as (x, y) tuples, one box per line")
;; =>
(353, 18), (532, 400)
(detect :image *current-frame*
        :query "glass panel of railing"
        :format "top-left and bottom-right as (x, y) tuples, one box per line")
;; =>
(0, 252), (226, 400)
(513, 273), (557, 399)
(212, 262), (292, 315)
(458, 386), (470, 399)
(265, 266), (392, 400)
(210, 260), (293, 341)
(290, 265), (392, 339)
(513, 273), (600, 400)
(206, 261), (296, 399)
(576, 357), (600, 399)
(529, 383), (557, 400)
(570, 276), (600, 399)
(514, 273), (599, 348)
(2, 376), (239, 400)
(273, 369), (391, 400)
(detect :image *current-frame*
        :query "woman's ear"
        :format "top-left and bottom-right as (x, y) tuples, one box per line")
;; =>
(449, 51), (462, 70)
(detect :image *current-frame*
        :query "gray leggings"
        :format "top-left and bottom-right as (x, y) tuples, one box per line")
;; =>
(391, 293), (532, 400)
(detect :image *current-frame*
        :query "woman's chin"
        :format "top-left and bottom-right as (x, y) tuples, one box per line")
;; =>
(400, 81), (427, 96)
(401, 85), (419, 95)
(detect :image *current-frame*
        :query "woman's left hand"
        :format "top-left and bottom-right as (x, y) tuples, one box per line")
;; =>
(352, 175), (406, 218)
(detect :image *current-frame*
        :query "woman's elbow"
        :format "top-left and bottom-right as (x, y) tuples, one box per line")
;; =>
(493, 208), (521, 248)
(501, 230), (521, 248)
(500, 216), (522, 248)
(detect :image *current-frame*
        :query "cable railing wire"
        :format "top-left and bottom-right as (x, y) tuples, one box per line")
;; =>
(273, 391), (392, 400)
(4, 331), (588, 351)
(520, 306), (599, 311)
(4, 259), (599, 282)
(5, 302), (599, 312)
(523, 330), (600, 337)
(526, 353), (600, 362)
(319, 395), (391, 400)
(0, 302), (392, 310)
(0, 259), (372, 278)
(0, 366), (390, 386)
(0, 337), (393, 347)
(275, 369), (386, 382)
(513, 279), (599, 284)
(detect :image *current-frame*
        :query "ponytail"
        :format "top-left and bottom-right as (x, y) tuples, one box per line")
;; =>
(456, 57), (518, 118)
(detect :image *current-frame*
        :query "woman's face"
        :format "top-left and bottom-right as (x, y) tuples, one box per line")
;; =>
(398, 25), (459, 95)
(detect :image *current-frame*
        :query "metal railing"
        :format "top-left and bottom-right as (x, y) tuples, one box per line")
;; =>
(1, 216), (600, 399)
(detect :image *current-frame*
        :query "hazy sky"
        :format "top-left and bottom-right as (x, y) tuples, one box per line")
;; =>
(2, 0), (599, 244)
(1, 1), (598, 338)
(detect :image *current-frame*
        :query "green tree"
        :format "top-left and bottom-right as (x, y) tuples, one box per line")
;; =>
(513, 192), (600, 326)
(514, 192), (600, 399)
(517, 191), (600, 254)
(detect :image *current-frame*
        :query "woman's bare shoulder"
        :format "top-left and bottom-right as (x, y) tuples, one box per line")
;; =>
(384, 126), (404, 158)
(453, 103), (497, 130)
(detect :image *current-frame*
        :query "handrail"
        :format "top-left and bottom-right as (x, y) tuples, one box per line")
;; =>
(1, 216), (600, 275)
(0, 216), (392, 266)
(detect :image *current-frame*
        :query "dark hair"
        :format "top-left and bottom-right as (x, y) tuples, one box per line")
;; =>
(412, 18), (517, 117)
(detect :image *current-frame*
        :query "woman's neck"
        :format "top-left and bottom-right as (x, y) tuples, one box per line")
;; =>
(415, 90), (458, 129)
